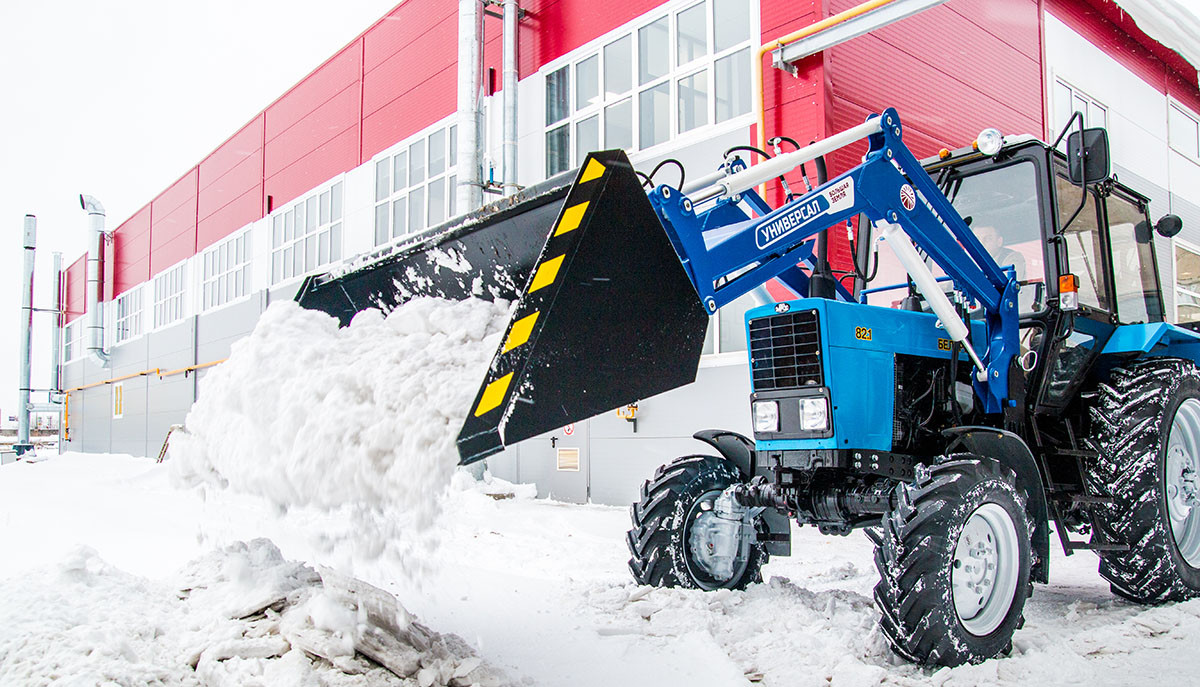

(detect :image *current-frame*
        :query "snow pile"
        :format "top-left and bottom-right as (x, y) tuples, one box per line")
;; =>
(0, 540), (505, 686)
(169, 297), (511, 566)
(1114, 0), (1200, 77)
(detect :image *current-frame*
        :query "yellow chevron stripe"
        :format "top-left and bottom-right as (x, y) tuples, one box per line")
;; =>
(503, 311), (540, 353)
(474, 372), (514, 417)
(554, 201), (589, 236)
(529, 254), (565, 293)
(579, 158), (605, 184)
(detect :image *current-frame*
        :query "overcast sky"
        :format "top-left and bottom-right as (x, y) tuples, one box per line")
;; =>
(0, 1), (399, 423)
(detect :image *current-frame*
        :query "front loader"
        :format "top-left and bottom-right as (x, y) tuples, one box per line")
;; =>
(300, 106), (1200, 667)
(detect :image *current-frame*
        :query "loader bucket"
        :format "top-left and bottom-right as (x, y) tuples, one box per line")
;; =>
(456, 150), (710, 464)
(295, 170), (576, 326)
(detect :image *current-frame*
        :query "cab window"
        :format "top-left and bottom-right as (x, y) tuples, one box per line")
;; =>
(1055, 174), (1108, 311)
(1105, 193), (1161, 324)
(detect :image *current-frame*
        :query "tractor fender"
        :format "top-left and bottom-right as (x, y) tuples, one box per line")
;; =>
(692, 429), (754, 479)
(943, 426), (1051, 584)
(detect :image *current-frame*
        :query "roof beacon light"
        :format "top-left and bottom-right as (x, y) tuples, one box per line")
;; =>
(976, 128), (1004, 156)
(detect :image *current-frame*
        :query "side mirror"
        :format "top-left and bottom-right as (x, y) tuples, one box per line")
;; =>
(1067, 128), (1110, 184)
(1156, 213), (1184, 238)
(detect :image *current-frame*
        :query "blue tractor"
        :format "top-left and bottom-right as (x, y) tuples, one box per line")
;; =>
(453, 108), (1199, 666)
(298, 106), (1196, 666)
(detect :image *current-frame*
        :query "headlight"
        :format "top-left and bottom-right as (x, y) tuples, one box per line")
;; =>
(975, 128), (1004, 156)
(753, 401), (779, 433)
(799, 397), (829, 431)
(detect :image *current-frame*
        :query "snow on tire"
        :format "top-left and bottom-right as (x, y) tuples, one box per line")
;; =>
(627, 455), (767, 590)
(1087, 357), (1200, 603)
(872, 455), (1032, 667)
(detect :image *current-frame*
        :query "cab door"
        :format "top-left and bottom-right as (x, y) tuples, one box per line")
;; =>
(1033, 170), (1118, 413)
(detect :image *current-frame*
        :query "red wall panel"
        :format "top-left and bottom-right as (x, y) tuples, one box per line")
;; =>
(112, 205), (151, 297)
(63, 256), (87, 324)
(364, 1), (455, 71)
(266, 42), (362, 141)
(198, 185), (262, 251)
(362, 66), (457, 160)
(198, 150), (263, 222)
(199, 115), (263, 190)
(518, 0), (664, 75)
(362, 14), (456, 118)
(264, 127), (360, 210)
(825, 0), (1042, 166)
(265, 85), (360, 177)
(150, 168), (198, 273)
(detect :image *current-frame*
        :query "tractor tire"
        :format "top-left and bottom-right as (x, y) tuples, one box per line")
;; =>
(1086, 357), (1200, 603)
(627, 455), (767, 590)
(873, 455), (1032, 666)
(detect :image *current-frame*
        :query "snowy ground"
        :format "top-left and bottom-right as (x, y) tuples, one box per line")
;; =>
(4, 453), (1200, 686)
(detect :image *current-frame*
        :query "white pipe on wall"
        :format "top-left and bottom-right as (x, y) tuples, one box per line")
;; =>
(80, 194), (110, 368)
(457, 0), (484, 212)
(502, 0), (519, 195)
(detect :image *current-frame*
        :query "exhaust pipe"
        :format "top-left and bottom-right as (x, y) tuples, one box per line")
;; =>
(502, 0), (519, 195)
(80, 194), (110, 367)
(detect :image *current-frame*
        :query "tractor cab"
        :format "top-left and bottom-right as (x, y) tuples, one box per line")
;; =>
(860, 122), (1180, 416)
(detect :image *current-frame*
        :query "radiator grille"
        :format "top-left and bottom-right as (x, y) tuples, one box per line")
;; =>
(748, 309), (823, 391)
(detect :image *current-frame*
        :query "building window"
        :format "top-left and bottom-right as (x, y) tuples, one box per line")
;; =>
(1169, 104), (1200, 161)
(270, 181), (343, 284)
(63, 321), (80, 363)
(153, 263), (186, 328)
(1177, 243), (1200, 324)
(1052, 79), (1107, 139)
(373, 123), (458, 246)
(544, 0), (754, 176)
(115, 289), (143, 344)
(203, 231), (251, 310)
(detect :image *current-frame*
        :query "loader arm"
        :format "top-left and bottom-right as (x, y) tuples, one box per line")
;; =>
(651, 108), (1019, 412)
(457, 108), (1019, 464)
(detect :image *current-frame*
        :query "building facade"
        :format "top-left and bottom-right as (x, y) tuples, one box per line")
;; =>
(59, 0), (1200, 506)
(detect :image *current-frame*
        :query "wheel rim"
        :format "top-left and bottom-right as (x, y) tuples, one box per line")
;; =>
(684, 488), (749, 589)
(951, 502), (1020, 636)
(1167, 398), (1200, 567)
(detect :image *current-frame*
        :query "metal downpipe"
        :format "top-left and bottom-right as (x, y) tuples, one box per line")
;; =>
(456, 0), (484, 213)
(81, 194), (110, 368)
(17, 215), (36, 453)
(502, 0), (519, 196)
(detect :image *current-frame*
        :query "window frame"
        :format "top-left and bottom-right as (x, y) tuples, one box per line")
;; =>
(269, 179), (345, 286)
(202, 229), (253, 312)
(1050, 77), (1107, 144)
(1175, 237), (1200, 324)
(371, 118), (459, 247)
(1168, 100), (1200, 162)
(541, 0), (757, 177)
(152, 262), (187, 330)
(114, 287), (144, 345)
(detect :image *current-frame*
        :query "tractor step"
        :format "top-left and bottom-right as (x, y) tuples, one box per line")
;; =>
(1065, 541), (1129, 552)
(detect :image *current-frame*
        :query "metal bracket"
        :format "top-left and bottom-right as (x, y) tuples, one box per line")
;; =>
(481, 0), (528, 20)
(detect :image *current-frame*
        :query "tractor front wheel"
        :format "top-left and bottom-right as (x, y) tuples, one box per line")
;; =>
(627, 455), (767, 590)
(873, 455), (1032, 666)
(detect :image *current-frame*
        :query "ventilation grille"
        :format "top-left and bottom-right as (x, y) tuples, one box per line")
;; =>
(748, 310), (823, 391)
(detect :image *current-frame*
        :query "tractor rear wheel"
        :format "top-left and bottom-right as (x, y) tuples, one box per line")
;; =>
(873, 455), (1032, 666)
(627, 455), (767, 590)
(1087, 357), (1200, 603)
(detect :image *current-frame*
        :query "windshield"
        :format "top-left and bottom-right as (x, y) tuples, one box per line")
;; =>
(862, 160), (1046, 313)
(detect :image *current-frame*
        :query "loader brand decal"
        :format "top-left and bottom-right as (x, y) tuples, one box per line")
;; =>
(755, 178), (855, 250)
(899, 183), (916, 211)
(937, 338), (952, 351)
(854, 326), (872, 341)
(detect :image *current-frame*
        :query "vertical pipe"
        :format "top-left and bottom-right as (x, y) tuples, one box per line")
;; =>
(51, 252), (62, 394)
(18, 216), (36, 454)
(502, 0), (519, 195)
(80, 195), (110, 367)
(456, 0), (483, 212)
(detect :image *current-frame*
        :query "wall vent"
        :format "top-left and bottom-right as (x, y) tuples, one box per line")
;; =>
(556, 447), (580, 471)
